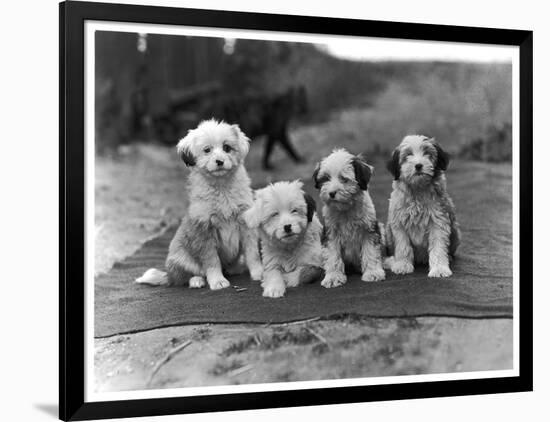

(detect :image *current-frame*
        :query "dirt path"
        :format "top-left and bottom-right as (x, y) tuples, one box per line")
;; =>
(95, 316), (512, 392)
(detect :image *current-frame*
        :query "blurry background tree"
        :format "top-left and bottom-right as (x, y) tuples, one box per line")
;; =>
(95, 31), (512, 162)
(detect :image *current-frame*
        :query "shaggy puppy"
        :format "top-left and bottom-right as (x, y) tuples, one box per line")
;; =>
(313, 149), (386, 288)
(244, 181), (324, 298)
(137, 119), (263, 289)
(385, 135), (461, 278)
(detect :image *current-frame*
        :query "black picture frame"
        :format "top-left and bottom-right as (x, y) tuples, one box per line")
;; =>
(59, 1), (533, 420)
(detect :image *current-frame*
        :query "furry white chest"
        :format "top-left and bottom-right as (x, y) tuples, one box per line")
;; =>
(400, 200), (433, 243)
(393, 194), (442, 263)
(332, 218), (372, 264)
(214, 218), (242, 263)
(341, 221), (361, 252)
(262, 237), (304, 273)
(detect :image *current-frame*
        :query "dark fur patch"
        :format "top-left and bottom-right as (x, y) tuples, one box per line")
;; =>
(433, 141), (450, 173)
(179, 148), (196, 166)
(373, 220), (381, 236)
(352, 156), (372, 190)
(312, 163), (321, 189)
(368, 220), (382, 246)
(321, 224), (328, 244)
(386, 149), (401, 180)
(303, 192), (317, 222)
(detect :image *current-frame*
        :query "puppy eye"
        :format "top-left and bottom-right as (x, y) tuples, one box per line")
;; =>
(223, 144), (232, 153)
(340, 176), (351, 183)
(271, 212), (279, 218)
(203, 147), (211, 154)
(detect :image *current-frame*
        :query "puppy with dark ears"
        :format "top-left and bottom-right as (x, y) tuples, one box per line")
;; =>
(244, 181), (324, 298)
(313, 149), (386, 288)
(136, 119), (263, 290)
(385, 135), (461, 278)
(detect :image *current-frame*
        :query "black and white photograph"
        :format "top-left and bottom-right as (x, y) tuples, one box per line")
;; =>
(88, 19), (519, 400)
(4, 0), (549, 420)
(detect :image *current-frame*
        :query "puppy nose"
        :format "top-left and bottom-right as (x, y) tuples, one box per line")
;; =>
(329, 191), (336, 198)
(284, 224), (292, 233)
(216, 159), (224, 167)
(415, 164), (423, 171)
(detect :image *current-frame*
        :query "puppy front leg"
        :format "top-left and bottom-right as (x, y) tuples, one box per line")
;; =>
(202, 249), (231, 290)
(321, 240), (347, 288)
(388, 224), (414, 274)
(262, 268), (286, 298)
(360, 236), (385, 282)
(427, 224), (452, 278)
(242, 226), (263, 281)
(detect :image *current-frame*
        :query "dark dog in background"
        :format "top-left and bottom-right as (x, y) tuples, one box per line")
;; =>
(255, 86), (307, 170)
(154, 85), (308, 170)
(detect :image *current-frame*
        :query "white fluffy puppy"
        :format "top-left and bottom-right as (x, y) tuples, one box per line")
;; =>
(313, 149), (386, 288)
(137, 119), (263, 289)
(385, 135), (461, 278)
(244, 181), (324, 298)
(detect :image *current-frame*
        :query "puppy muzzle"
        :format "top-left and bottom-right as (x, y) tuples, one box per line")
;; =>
(275, 224), (303, 243)
(322, 192), (353, 210)
(205, 158), (233, 175)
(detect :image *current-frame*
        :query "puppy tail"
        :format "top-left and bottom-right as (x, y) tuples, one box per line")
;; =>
(135, 268), (169, 286)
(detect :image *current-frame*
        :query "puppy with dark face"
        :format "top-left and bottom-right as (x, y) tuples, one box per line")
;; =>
(385, 135), (461, 277)
(313, 149), (386, 288)
(244, 181), (324, 298)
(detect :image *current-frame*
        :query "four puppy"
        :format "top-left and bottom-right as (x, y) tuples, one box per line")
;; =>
(313, 149), (385, 287)
(138, 121), (460, 296)
(244, 180), (324, 298)
(138, 119), (263, 289)
(385, 135), (461, 278)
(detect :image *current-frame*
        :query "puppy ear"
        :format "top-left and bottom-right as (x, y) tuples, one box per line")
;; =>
(352, 156), (372, 190)
(176, 130), (197, 166)
(386, 148), (400, 180)
(231, 124), (250, 156)
(243, 193), (263, 229)
(430, 139), (450, 172)
(303, 192), (317, 222)
(312, 162), (321, 189)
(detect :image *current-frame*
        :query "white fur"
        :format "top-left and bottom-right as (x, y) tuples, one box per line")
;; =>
(244, 181), (324, 298)
(138, 120), (262, 290)
(135, 268), (169, 286)
(314, 149), (386, 288)
(385, 135), (461, 277)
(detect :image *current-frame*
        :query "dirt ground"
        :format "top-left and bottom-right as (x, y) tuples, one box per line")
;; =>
(94, 111), (513, 393)
(95, 317), (511, 392)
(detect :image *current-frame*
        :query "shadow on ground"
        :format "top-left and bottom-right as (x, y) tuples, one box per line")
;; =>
(34, 404), (58, 419)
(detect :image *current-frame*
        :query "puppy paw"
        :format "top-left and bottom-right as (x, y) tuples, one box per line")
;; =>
(321, 273), (347, 288)
(284, 270), (301, 287)
(249, 264), (263, 281)
(428, 265), (452, 278)
(208, 277), (231, 290)
(383, 257), (394, 270)
(189, 276), (206, 289)
(262, 282), (286, 298)
(390, 260), (414, 275)
(362, 268), (386, 282)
